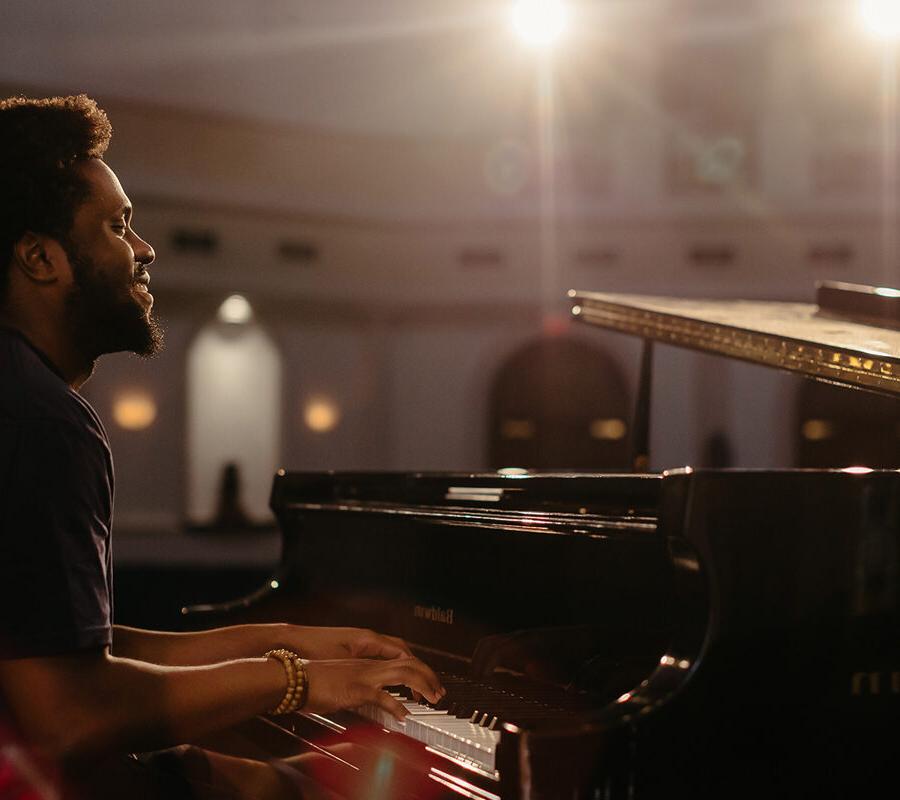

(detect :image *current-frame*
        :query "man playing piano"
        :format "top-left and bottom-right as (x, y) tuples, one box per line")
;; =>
(0, 95), (444, 799)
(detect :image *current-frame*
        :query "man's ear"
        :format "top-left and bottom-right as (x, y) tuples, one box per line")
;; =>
(11, 232), (67, 285)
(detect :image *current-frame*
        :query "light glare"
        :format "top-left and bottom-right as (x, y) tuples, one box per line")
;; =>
(860, 0), (900, 39)
(512, 0), (568, 47)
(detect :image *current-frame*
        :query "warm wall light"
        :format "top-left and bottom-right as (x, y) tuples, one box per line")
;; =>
(113, 391), (157, 431)
(501, 419), (536, 439)
(860, 0), (900, 39)
(590, 418), (627, 441)
(303, 397), (340, 433)
(511, 0), (569, 47)
(802, 419), (834, 441)
(218, 294), (253, 325)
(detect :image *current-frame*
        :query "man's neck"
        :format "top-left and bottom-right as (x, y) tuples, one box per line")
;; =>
(0, 307), (94, 389)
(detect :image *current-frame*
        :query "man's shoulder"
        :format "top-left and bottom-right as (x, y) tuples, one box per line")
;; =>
(0, 328), (106, 442)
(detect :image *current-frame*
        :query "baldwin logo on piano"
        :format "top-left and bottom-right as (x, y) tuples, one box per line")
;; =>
(413, 604), (455, 625)
(850, 670), (900, 697)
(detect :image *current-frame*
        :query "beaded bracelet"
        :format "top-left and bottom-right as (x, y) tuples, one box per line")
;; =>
(265, 648), (309, 715)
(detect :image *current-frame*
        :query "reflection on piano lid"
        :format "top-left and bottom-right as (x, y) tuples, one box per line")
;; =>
(568, 286), (900, 395)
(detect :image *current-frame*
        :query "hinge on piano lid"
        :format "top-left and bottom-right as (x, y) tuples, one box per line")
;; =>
(446, 487), (506, 503)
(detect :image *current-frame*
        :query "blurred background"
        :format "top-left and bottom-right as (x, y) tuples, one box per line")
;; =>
(2, 0), (898, 622)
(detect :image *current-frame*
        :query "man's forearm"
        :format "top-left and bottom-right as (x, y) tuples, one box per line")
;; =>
(92, 655), (285, 759)
(0, 651), (286, 766)
(112, 623), (293, 666)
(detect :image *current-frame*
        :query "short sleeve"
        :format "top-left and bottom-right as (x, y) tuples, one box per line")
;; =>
(0, 418), (113, 658)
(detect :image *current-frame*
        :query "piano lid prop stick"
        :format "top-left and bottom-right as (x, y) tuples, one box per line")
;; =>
(632, 338), (653, 472)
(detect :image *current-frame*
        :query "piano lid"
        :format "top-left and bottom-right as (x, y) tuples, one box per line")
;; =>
(568, 287), (900, 396)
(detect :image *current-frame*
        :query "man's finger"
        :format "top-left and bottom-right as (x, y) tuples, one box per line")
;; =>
(381, 660), (443, 704)
(373, 690), (409, 722)
(357, 633), (412, 659)
(386, 635), (414, 658)
(357, 633), (412, 660)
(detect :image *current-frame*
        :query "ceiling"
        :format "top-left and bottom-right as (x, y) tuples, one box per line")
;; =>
(0, 0), (837, 142)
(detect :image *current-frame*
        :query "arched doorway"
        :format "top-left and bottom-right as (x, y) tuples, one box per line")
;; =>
(794, 380), (899, 468)
(489, 337), (631, 470)
(186, 314), (282, 525)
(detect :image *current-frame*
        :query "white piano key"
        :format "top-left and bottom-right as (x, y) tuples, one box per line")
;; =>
(357, 700), (501, 772)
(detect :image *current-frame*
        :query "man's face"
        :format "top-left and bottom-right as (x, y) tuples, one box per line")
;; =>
(62, 159), (162, 359)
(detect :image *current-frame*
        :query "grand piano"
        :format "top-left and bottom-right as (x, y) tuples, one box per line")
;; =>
(184, 282), (900, 799)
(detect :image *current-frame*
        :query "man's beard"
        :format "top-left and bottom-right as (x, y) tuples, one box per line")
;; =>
(63, 245), (163, 360)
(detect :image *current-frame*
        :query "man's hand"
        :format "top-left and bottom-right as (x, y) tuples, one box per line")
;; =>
(284, 626), (413, 661)
(304, 657), (444, 721)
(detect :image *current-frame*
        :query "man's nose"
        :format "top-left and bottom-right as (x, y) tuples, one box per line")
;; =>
(131, 230), (155, 266)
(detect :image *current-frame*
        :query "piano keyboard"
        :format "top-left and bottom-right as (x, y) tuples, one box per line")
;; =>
(358, 693), (502, 776)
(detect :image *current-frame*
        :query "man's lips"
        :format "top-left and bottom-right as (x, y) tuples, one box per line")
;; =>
(132, 277), (153, 308)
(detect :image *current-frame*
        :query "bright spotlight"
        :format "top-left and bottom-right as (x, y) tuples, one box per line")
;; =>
(860, 0), (900, 39)
(512, 0), (569, 48)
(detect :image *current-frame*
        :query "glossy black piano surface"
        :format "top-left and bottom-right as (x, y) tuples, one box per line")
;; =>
(184, 469), (900, 799)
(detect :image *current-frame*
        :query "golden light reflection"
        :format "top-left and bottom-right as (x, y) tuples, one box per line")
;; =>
(304, 397), (341, 433)
(112, 391), (157, 431)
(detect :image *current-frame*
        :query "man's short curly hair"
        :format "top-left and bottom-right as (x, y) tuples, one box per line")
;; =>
(0, 94), (112, 304)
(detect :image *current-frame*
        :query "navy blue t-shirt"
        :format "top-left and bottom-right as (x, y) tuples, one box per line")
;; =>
(0, 326), (114, 658)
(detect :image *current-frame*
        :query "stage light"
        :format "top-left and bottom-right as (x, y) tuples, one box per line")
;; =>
(113, 391), (157, 431)
(218, 294), (253, 325)
(860, 0), (900, 39)
(511, 0), (569, 48)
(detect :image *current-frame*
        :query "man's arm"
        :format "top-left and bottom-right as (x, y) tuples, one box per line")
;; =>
(0, 649), (284, 765)
(0, 648), (442, 768)
(112, 623), (413, 665)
